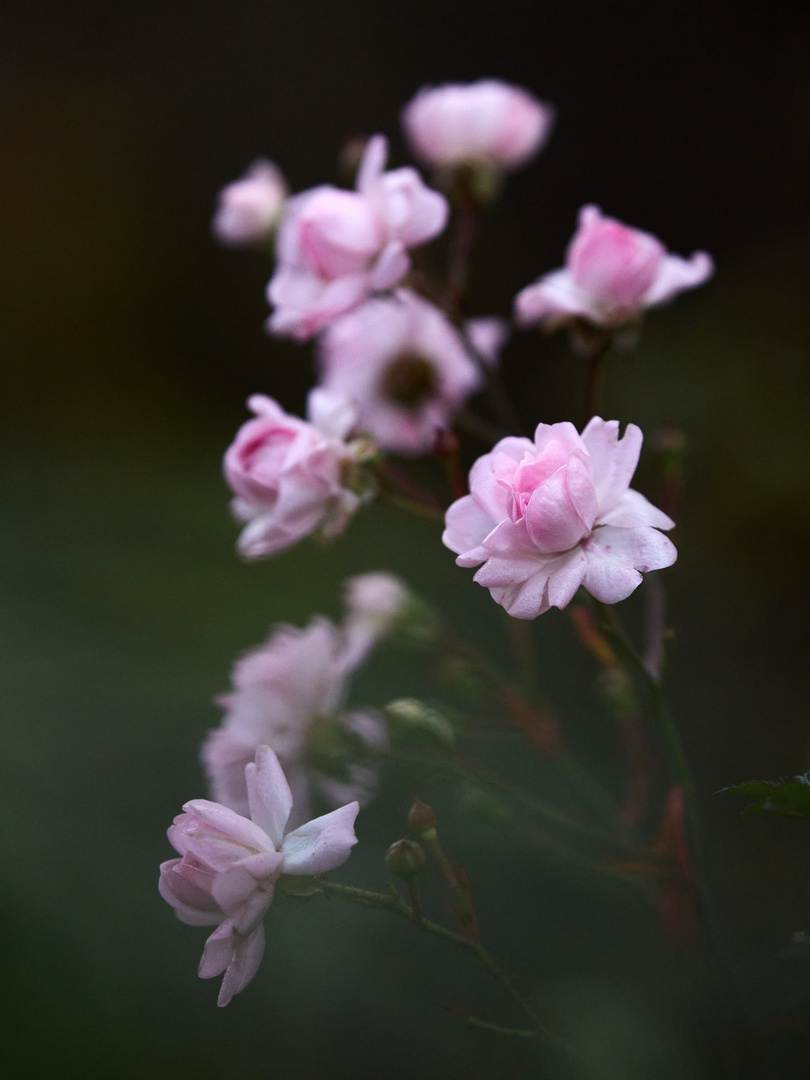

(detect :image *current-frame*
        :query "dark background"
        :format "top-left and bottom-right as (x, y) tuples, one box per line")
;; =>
(1, 2), (810, 1077)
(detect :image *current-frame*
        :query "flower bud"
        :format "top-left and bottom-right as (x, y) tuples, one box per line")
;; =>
(385, 838), (426, 879)
(384, 698), (454, 745)
(407, 799), (437, 832)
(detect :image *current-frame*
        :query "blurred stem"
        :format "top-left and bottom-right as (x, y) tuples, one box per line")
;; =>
(582, 338), (612, 425)
(453, 408), (510, 445)
(317, 878), (568, 1049)
(460, 324), (526, 436)
(642, 572), (667, 680)
(443, 631), (632, 834)
(591, 599), (692, 792)
(445, 748), (645, 859)
(376, 461), (446, 521)
(445, 194), (478, 309)
(380, 491), (445, 521)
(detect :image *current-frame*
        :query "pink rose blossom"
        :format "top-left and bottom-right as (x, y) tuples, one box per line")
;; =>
(318, 290), (482, 454)
(465, 316), (508, 368)
(402, 80), (555, 170)
(514, 205), (713, 330)
(160, 745), (359, 1006)
(202, 617), (387, 826)
(341, 571), (410, 670)
(443, 417), (676, 619)
(224, 388), (368, 559)
(267, 136), (448, 339)
(212, 160), (288, 246)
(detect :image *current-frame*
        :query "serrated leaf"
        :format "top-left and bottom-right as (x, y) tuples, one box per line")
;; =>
(719, 774), (810, 820)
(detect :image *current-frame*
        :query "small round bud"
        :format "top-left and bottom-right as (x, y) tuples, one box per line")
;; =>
(385, 838), (426, 879)
(407, 799), (437, 832)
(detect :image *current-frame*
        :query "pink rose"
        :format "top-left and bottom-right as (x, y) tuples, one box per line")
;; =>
(514, 205), (713, 329)
(317, 290), (482, 455)
(160, 745), (359, 1006)
(443, 417), (676, 619)
(402, 80), (555, 170)
(267, 136), (448, 339)
(223, 388), (366, 559)
(202, 612), (388, 820)
(340, 571), (410, 670)
(212, 160), (287, 246)
(202, 618), (349, 821)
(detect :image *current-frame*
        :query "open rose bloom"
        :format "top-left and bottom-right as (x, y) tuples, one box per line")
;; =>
(443, 418), (676, 619)
(224, 388), (367, 559)
(318, 290), (482, 454)
(267, 136), (448, 339)
(402, 79), (555, 170)
(160, 746), (359, 1006)
(515, 205), (713, 330)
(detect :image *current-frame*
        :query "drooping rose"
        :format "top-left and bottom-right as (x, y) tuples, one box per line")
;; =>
(267, 136), (448, 339)
(160, 746), (359, 1006)
(402, 80), (555, 170)
(443, 417), (676, 619)
(514, 205), (713, 330)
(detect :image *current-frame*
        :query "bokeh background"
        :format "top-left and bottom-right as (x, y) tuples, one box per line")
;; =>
(2, 2), (810, 1077)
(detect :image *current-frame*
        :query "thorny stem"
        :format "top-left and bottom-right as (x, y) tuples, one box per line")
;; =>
(316, 879), (571, 1051)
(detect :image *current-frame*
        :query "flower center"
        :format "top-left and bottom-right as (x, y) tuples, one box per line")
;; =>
(379, 354), (438, 410)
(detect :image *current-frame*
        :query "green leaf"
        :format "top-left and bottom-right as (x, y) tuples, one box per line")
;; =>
(718, 773), (810, 820)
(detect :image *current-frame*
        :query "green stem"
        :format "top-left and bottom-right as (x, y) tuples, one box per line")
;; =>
(446, 749), (645, 858)
(380, 491), (445, 522)
(591, 599), (692, 791)
(443, 631), (635, 835)
(317, 879), (570, 1050)
(582, 337), (612, 425)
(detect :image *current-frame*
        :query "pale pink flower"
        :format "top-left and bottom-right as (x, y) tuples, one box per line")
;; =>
(341, 571), (410, 670)
(212, 160), (288, 246)
(402, 80), (554, 170)
(465, 316), (508, 368)
(160, 745), (359, 1006)
(267, 136), (448, 339)
(318, 290), (482, 454)
(443, 417), (676, 619)
(202, 617), (387, 826)
(514, 205), (713, 330)
(224, 388), (368, 559)
(202, 618), (347, 819)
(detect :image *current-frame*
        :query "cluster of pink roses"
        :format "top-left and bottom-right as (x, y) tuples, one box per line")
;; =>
(163, 77), (714, 1008)
(213, 79), (711, 566)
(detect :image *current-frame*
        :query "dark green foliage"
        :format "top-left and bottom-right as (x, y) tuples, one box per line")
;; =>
(719, 774), (810, 820)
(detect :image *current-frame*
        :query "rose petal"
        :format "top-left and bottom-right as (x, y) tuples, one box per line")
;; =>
(246, 746), (293, 849)
(281, 801), (360, 875)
